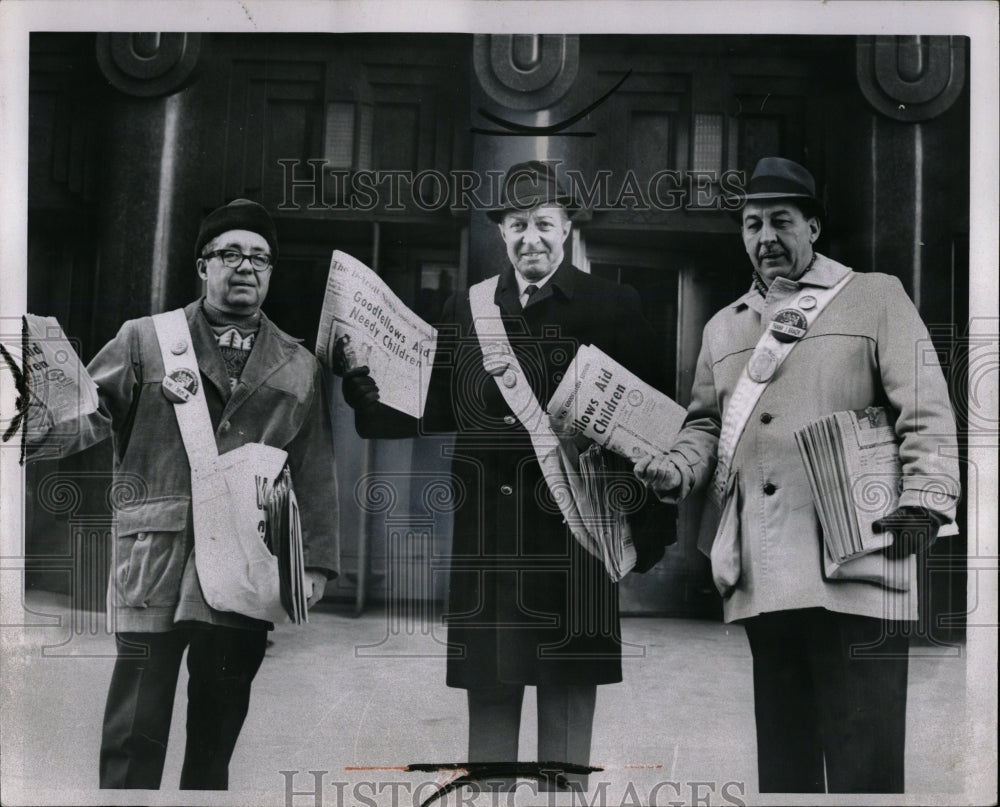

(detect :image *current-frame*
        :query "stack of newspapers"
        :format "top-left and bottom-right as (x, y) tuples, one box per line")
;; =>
(264, 467), (310, 624)
(571, 444), (636, 580)
(794, 407), (900, 564)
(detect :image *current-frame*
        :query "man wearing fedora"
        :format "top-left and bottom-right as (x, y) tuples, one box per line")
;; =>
(636, 157), (960, 793)
(337, 161), (672, 791)
(30, 199), (339, 790)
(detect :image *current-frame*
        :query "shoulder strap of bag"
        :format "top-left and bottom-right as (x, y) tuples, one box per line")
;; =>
(468, 277), (592, 541)
(709, 267), (854, 508)
(151, 309), (219, 469)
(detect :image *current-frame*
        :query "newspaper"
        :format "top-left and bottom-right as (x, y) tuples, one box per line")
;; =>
(794, 406), (900, 564)
(264, 466), (309, 625)
(547, 343), (686, 461)
(22, 314), (99, 427)
(315, 250), (438, 419)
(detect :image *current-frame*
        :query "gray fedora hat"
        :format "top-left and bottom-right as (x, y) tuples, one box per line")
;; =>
(486, 161), (578, 222)
(734, 157), (824, 220)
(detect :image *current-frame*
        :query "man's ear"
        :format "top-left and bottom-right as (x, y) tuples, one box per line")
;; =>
(561, 218), (573, 243)
(196, 258), (208, 280)
(808, 217), (821, 243)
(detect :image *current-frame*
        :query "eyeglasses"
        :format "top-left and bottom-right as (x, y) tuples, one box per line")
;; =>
(203, 249), (272, 272)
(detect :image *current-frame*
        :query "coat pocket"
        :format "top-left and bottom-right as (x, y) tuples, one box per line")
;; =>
(113, 497), (191, 608)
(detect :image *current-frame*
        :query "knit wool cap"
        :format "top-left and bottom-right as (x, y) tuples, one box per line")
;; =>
(195, 199), (278, 261)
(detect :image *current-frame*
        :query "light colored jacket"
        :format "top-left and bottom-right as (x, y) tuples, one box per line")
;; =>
(43, 300), (339, 632)
(666, 255), (960, 623)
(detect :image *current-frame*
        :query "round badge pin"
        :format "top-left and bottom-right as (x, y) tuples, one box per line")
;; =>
(798, 295), (817, 310)
(748, 348), (779, 382)
(162, 368), (199, 403)
(482, 343), (511, 377)
(769, 308), (808, 343)
(170, 340), (188, 356)
(501, 368), (518, 388)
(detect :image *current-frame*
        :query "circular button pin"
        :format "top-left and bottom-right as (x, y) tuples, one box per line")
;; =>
(161, 368), (198, 403)
(798, 295), (817, 310)
(500, 484), (513, 496)
(482, 343), (511, 376)
(747, 348), (778, 383)
(769, 309), (808, 343)
(503, 415), (516, 426)
(502, 369), (517, 388)
(170, 341), (188, 355)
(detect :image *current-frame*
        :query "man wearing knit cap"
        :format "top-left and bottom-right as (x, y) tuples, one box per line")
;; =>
(31, 199), (339, 790)
(636, 158), (961, 793)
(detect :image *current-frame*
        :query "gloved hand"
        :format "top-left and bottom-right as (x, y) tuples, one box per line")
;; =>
(341, 366), (380, 411)
(873, 505), (944, 559)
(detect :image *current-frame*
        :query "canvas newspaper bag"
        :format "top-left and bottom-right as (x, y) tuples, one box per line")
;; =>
(695, 266), (911, 597)
(468, 278), (635, 581)
(152, 309), (290, 623)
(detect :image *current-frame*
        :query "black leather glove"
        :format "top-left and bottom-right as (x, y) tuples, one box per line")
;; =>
(873, 506), (944, 559)
(341, 366), (380, 411)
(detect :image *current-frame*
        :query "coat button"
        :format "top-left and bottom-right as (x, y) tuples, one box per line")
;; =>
(760, 412), (772, 424)
(500, 484), (514, 496)
(763, 482), (776, 495)
(503, 415), (517, 426)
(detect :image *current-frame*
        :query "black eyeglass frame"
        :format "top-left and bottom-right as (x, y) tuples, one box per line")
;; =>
(202, 249), (273, 272)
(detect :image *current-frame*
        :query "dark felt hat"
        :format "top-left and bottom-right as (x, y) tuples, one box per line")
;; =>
(195, 199), (278, 261)
(733, 157), (824, 220)
(486, 161), (578, 222)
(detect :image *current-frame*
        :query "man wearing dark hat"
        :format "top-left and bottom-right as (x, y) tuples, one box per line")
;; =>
(31, 199), (339, 790)
(637, 158), (960, 793)
(337, 161), (672, 791)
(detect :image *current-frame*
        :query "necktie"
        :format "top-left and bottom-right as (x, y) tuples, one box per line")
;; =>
(523, 284), (539, 309)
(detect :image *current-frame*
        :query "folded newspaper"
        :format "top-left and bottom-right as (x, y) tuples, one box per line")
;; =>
(548, 345), (685, 580)
(22, 314), (99, 427)
(264, 466), (309, 625)
(316, 250), (438, 419)
(794, 406), (900, 564)
(547, 343), (686, 460)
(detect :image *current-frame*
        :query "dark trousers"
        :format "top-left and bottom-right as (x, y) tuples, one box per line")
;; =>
(467, 682), (597, 791)
(99, 625), (267, 790)
(742, 608), (909, 794)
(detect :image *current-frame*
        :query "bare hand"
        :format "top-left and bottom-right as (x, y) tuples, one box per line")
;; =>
(305, 569), (328, 609)
(634, 453), (682, 494)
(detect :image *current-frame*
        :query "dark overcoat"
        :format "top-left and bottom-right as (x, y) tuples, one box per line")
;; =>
(357, 261), (670, 689)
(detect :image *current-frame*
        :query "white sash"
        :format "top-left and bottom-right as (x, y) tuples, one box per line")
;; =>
(702, 266), (854, 596)
(152, 309), (289, 623)
(467, 278), (622, 574)
(709, 268), (855, 509)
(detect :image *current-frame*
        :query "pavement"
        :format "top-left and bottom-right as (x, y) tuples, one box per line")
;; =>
(0, 589), (977, 807)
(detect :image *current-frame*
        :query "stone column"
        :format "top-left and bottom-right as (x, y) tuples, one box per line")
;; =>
(92, 33), (204, 341)
(469, 34), (587, 280)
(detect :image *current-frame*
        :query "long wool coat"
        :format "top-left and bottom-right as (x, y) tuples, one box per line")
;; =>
(357, 261), (672, 689)
(665, 254), (961, 624)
